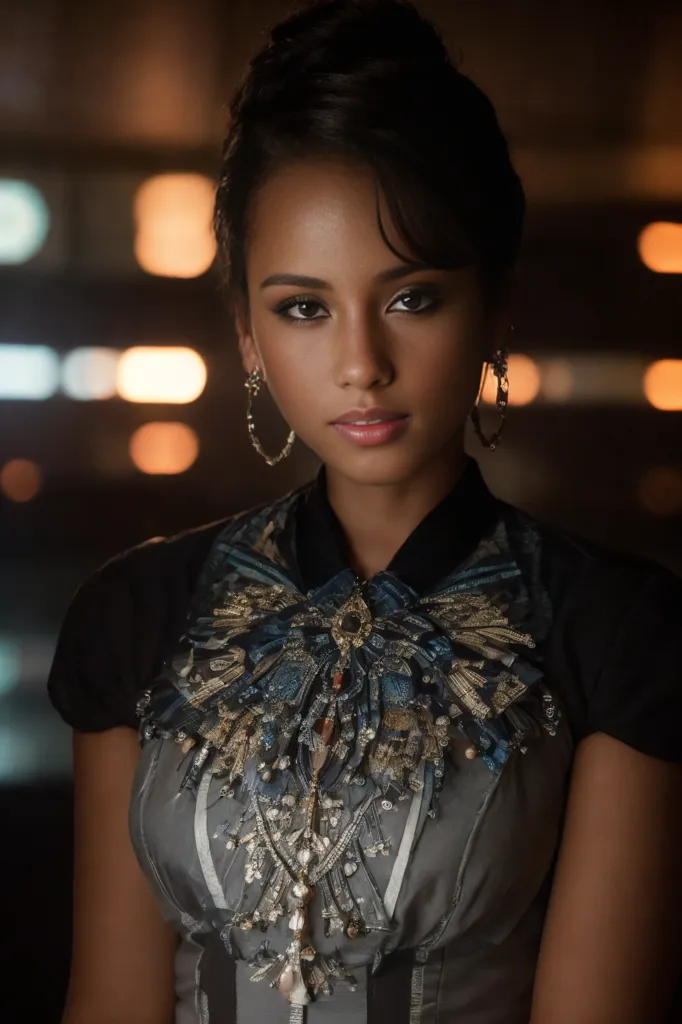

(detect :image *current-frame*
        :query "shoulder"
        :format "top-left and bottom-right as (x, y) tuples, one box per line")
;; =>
(502, 503), (682, 763)
(503, 500), (667, 605)
(47, 486), (306, 733)
(503, 500), (680, 632)
(70, 481), (305, 630)
(47, 515), (236, 731)
(90, 517), (230, 597)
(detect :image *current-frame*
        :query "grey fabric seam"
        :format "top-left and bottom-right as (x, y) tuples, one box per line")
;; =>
(383, 762), (426, 920)
(137, 743), (189, 920)
(195, 770), (229, 910)
(195, 945), (209, 1024)
(409, 964), (425, 1024)
(417, 764), (506, 960)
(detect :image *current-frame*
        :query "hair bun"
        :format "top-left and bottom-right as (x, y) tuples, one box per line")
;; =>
(255, 0), (452, 87)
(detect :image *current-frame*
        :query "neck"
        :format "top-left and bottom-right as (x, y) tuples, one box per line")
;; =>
(324, 439), (469, 580)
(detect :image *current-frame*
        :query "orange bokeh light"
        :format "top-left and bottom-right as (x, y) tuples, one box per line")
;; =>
(643, 359), (682, 411)
(480, 353), (541, 407)
(117, 347), (207, 404)
(0, 459), (43, 502)
(637, 222), (682, 273)
(129, 422), (199, 475)
(133, 174), (217, 278)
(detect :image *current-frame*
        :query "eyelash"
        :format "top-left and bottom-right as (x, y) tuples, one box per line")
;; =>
(273, 287), (441, 324)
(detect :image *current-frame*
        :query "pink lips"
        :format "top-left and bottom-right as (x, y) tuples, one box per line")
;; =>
(331, 415), (410, 446)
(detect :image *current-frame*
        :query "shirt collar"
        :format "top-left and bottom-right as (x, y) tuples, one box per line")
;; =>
(293, 456), (500, 595)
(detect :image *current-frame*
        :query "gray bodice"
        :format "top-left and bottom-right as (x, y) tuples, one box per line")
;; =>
(128, 491), (576, 1023)
(130, 712), (573, 1023)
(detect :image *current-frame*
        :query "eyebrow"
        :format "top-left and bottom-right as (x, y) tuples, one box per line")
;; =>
(259, 262), (431, 290)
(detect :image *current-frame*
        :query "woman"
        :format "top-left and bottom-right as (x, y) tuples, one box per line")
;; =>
(48, 1), (682, 1022)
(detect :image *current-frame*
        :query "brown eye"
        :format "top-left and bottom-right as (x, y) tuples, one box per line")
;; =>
(294, 302), (322, 319)
(389, 288), (440, 314)
(274, 297), (328, 322)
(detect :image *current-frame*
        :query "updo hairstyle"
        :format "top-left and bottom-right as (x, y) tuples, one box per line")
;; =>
(214, 0), (525, 307)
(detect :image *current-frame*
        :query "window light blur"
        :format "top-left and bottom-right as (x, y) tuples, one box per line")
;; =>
(0, 345), (59, 399)
(117, 346), (207, 404)
(61, 347), (120, 400)
(133, 173), (217, 278)
(643, 359), (682, 411)
(129, 422), (199, 475)
(637, 222), (682, 273)
(0, 179), (50, 264)
(0, 459), (43, 502)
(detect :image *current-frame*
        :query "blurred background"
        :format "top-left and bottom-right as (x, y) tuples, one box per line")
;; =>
(1, 0), (681, 1016)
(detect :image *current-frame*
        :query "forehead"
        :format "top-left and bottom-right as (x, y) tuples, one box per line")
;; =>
(245, 156), (410, 274)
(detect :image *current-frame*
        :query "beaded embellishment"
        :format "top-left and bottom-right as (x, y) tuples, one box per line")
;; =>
(138, 499), (560, 1022)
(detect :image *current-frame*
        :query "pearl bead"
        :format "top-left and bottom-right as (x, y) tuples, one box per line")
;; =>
(289, 909), (305, 932)
(293, 881), (312, 901)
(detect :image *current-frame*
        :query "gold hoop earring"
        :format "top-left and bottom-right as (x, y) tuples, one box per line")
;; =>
(470, 337), (511, 452)
(245, 368), (295, 466)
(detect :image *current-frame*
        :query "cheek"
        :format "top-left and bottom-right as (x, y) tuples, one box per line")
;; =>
(256, 333), (325, 415)
(401, 328), (484, 408)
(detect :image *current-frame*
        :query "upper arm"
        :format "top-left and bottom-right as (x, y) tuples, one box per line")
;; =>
(63, 727), (177, 1024)
(530, 731), (682, 1024)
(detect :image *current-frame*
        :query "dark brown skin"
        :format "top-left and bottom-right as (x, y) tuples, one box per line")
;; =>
(235, 155), (510, 578)
(63, 156), (682, 1024)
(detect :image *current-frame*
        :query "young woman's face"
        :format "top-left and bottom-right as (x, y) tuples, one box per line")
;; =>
(237, 157), (505, 486)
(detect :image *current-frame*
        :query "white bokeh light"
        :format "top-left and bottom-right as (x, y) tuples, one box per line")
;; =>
(61, 347), (120, 400)
(0, 179), (50, 264)
(0, 345), (60, 399)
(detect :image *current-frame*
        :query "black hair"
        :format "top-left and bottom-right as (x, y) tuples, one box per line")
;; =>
(214, 0), (525, 306)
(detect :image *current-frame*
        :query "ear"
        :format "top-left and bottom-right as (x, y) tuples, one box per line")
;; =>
(233, 297), (260, 376)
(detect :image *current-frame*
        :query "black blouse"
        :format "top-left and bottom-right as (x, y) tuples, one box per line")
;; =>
(48, 458), (682, 763)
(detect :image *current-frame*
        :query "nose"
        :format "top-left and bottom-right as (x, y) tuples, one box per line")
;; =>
(332, 313), (395, 391)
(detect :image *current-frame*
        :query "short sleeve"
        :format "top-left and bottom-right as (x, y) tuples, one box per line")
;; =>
(586, 569), (682, 763)
(47, 520), (227, 732)
(47, 554), (152, 731)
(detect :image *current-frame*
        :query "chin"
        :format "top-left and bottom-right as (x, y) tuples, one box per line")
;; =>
(324, 444), (429, 488)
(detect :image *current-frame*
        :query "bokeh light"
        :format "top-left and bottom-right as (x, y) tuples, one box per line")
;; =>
(129, 422), (199, 474)
(117, 346), (207, 404)
(0, 345), (59, 399)
(133, 173), (217, 278)
(0, 459), (43, 502)
(637, 222), (682, 273)
(61, 347), (120, 400)
(481, 353), (541, 407)
(637, 466), (682, 516)
(540, 358), (575, 402)
(0, 179), (50, 264)
(0, 638), (22, 696)
(642, 359), (682, 411)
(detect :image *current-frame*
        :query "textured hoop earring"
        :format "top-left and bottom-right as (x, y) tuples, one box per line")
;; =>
(470, 336), (511, 452)
(245, 367), (296, 466)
